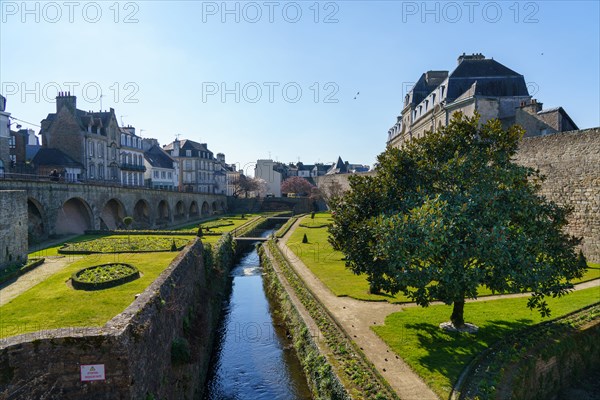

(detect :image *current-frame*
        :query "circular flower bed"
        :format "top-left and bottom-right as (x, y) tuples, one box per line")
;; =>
(71, 263), (140, 290)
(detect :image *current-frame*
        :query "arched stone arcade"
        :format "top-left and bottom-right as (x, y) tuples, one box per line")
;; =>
(27, 197), (46, 242)
(56, 197), (93, 235)
(100, 198), (127, 230)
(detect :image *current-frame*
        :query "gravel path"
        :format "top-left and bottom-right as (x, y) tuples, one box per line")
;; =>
(278, 221), (439, 400)
(278, 218), (600, 400)
(0, 256), (80, 306)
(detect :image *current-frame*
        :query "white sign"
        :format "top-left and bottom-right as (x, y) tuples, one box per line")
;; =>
(80, 364), (105, 382)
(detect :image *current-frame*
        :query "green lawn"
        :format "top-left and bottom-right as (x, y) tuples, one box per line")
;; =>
(372, 287), (600, 398)
(287, 213), (600, 303)
(29, 234), (108, 257)
(175, 214), (260, 233)
(0, 251), (178, 338)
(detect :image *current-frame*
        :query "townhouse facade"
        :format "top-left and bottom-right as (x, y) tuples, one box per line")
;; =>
(387, 53), (578, 148)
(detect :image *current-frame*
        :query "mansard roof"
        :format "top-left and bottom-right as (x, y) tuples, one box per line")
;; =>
(445, 58), (530, 102)
(144, 145), (175, 169)
(163, 139), (214, 157)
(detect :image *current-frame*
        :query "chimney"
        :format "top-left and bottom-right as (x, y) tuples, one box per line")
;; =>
(172, 138), (180, 157)
(217, 153), (225, 163)
(56, 91), (77, 113)
(458, 52), (486, 64)
(519, 98), (543, 114)
(0, 93), (6, 112)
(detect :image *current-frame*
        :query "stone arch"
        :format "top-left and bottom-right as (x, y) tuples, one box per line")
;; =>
(56, 197), (93, 235)
(201, 201), (210, 215)
(189, 201), (199, 218)
(157, 200), (171, 223)
(27, 197), (46, 242)
(134, 199), (151, 227)
(174, 200), (186, 220)
(100, 198), (126, 230)
(220, 201), (226, 212)
(212, 201), (218, 213)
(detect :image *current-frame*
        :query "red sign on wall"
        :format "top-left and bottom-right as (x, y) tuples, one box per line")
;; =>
(80, 364), (106, 382)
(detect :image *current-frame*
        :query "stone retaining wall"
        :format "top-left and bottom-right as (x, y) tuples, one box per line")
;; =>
(0, 238), (229, 399)
(514, 128), (600, 263)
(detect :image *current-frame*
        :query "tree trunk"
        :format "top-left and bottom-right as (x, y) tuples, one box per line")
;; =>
(450, 300), (465, 327)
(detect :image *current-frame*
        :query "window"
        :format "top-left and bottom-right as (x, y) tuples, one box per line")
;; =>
(161, 171), (166, 179)
(9, 136), (15, 149)
(154, 171), (159, 178)
(185, 160), (192, 170)
(139, 155), (143, 165)
(98, 143), (103, 157)
(98, 164), (104, 179)
(186, 150), (192, 157)
(121, 134), (126, 145)
(168, 172), (172, 179)
(89, 164), (95, 178)
(89, 141), (94, 156)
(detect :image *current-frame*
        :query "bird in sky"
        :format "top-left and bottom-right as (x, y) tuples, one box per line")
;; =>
(353, 91), (360, 100)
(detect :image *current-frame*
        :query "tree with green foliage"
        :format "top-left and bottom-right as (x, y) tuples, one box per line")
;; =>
(329, 113), (586, 329)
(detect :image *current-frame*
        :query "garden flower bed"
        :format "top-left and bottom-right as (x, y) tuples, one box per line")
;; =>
(59, 237), (190, 254)
(71, 263), (140, 290)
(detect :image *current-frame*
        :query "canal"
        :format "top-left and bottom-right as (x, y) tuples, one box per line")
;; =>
(203, 231), (312, 400)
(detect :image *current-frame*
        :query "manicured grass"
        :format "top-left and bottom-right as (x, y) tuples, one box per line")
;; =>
(61, 236), (191, 253)
(287, 213), (600, 303)
(29, 234), (107, 257)
(175, 214), (259, 233)
(0, 251), (178, 338)
(372, 287), (600, 398)
(287, 213), (412, 303)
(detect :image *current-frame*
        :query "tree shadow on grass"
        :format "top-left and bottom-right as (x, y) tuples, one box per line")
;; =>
(405, 318), (534, 383)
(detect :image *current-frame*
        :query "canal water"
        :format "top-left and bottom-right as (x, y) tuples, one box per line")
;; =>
(203, 232), (312, 400)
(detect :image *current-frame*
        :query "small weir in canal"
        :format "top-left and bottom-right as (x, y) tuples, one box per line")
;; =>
(203, 228), (312, 400)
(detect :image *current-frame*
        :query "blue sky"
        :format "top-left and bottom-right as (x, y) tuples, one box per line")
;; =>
(1, 1), (599, 175)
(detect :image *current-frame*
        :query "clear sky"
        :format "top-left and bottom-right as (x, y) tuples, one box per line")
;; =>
(1, 1), (599, 176)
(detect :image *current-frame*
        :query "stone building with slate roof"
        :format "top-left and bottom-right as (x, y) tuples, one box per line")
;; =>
(119, 126), (145, 187)
(163, 139), (218, 193)
(387, 53), (578, 147)
(39, 92), (121, 182)
(143, 139), (179, 190)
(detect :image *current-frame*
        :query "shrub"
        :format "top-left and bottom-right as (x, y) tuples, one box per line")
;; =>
(171, 240), (178, 251)
(302, 233), (308, 243)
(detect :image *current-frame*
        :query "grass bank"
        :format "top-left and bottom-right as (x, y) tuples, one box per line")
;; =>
(372, 287), (600, 398)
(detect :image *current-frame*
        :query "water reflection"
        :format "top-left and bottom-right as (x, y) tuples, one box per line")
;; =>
(203, 236), (312, 400)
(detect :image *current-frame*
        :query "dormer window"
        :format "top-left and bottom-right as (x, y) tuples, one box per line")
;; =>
(186, 150), (192, 157)
(440, 86), (445, 98)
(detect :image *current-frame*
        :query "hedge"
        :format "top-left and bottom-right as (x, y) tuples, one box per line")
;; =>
(71, 263), (140, 291)
(0, 257), (45, 285)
